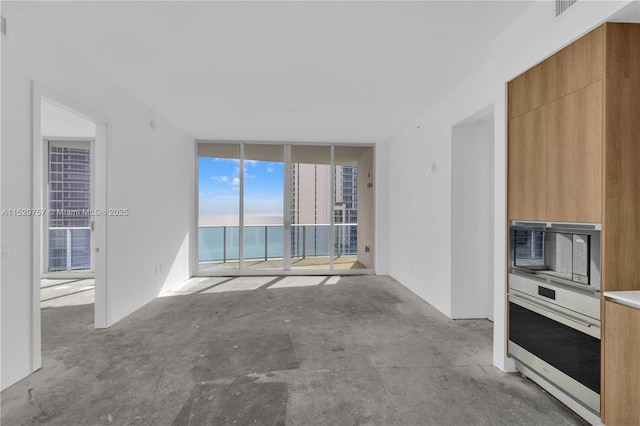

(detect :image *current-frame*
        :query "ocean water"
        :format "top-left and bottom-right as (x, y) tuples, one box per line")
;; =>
(198, 224), (355, 262)
(199, 214), (283, 227)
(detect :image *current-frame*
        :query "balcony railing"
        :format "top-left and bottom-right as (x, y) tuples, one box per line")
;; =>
(198, 224), (357, 263)
(49, 227), (91, 272)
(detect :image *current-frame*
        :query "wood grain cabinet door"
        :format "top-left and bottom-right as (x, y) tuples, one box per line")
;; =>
(546, 81), (603, 223)
(603, 300), (640, 425)
(554, 25), (605, 98)
(508, 57), (557, 120)
(508, 105), (548, 220)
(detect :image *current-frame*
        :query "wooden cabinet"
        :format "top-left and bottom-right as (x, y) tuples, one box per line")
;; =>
(507, 25), (604, 122)
(508, 81), (603, 223)
(554, 25), (605, 97)
(507, 106), (547, 220)
(507, 27), (605, 223)
(507, 21), (640, 278)
(507, 22), (640, 423)
(603, 77), (640, 294)
(506, 25), (633, 224)
(508, 57), (556, 119)
(546, 81), (603, 223)
(603, 300), (640, 425)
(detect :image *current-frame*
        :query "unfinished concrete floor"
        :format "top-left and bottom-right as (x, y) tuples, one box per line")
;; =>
(1, 275), (586, 425)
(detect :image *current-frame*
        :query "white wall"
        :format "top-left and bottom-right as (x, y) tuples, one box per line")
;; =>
(356, 147), (374, 269)
(1, 3), (194, 390)
(388, 0), (637, 371)
(451, 122), (494, 320)
(41, 100), (96, 138)
(388, 62), (495, 317)
(374, 140), (390, 275)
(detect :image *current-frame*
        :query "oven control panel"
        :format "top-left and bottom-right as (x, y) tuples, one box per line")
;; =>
(509, 273), (600, 321)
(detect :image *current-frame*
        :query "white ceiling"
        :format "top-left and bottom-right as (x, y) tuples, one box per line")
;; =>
(20, 1), (535, 142)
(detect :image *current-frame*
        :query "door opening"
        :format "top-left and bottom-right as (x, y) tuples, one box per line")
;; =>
(451, 105), (495, 320)
(32, 86), (109, 378)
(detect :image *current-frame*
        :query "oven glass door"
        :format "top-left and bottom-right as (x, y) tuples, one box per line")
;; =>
(509, 302), (600, 393)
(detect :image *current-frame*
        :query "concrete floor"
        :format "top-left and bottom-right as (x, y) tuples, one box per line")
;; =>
(1, 275), (586, 425)
(41, 278), (95, 308)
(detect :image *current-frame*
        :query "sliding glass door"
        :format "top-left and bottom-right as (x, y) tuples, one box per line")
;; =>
(243, 144), (284, 271)
(197, 142), (374, 274)
(334, 146), (374, 270)
(290, 145), (332, 271)
(197, 143), (240, 272)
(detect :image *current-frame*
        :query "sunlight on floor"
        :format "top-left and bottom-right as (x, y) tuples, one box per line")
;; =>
(41, 279), (95, 308)
(163, 275), (344, 297)
(269, 276), (325, 288)
(202, 276), (275, 293)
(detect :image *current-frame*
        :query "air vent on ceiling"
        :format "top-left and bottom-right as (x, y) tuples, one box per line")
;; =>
(1, 16), (6, 36)
(556, 0), (578, 17)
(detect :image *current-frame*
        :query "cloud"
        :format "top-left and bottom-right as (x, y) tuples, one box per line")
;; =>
(212, 157), (239, 162)
(266, 166), (274, 173)
(231, 177), (240, 186)
(245, 160), (258, 166)
(211, 175), (229, 182)
(232, 165), (255, 179)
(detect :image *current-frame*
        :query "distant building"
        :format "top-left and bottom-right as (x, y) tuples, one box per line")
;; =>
(290, 163), (358, 256)
(48, 146), (92, 271)
(334, 165), (358, 255)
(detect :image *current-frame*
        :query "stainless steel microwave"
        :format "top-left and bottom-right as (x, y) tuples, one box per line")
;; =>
(509, 221), (601, 292)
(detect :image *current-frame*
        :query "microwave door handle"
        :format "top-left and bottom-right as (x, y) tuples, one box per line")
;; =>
(508, 292), (595, 329)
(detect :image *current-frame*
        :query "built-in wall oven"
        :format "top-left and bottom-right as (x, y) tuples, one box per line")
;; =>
(508, 221), (602, 415)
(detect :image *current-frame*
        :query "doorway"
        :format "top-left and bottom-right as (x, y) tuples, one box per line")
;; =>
(41, 135), (97, 311)
(45, 139), (94, 275)
(33, 87), (109, 339)
(451, 106), (495, 320)
(30, 85), (108, 378)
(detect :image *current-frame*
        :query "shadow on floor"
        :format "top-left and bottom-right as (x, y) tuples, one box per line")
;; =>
(41, 278), (95, 309)
(3, 275), (587, 426)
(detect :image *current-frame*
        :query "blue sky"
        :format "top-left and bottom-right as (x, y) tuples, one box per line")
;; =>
(199, 157), (284, 215)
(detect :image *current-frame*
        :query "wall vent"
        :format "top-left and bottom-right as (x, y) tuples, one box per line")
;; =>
(556, 0), (578, 17)
(1, 16), (6, 36)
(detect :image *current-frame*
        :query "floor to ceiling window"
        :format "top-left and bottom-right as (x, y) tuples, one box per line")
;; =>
(334, 146), (374, 270)
(197, 143), (240, 272)
(290, 145), (332, 271)
(197, 142), (374, 275)
(243, 144), (285, 271)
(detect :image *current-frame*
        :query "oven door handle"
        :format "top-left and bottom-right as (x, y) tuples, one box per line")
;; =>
(508, 292), (597, 329)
